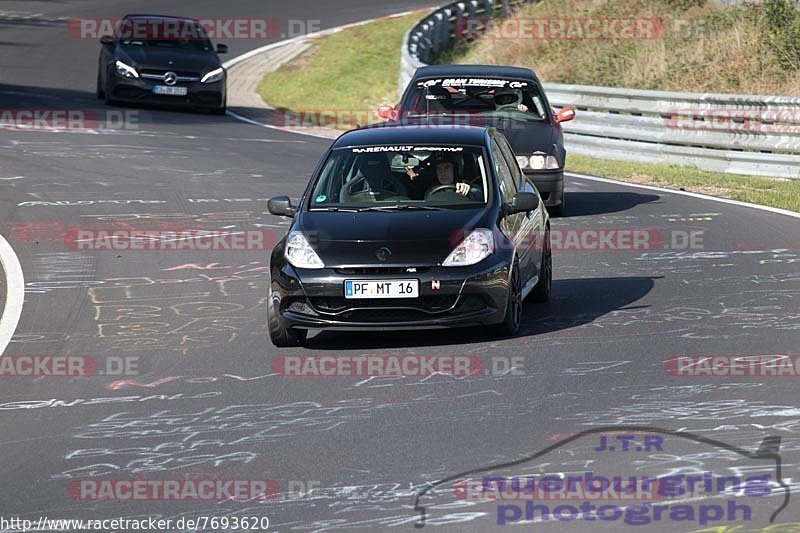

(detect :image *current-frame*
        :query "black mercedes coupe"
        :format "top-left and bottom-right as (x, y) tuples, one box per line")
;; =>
(96, 14), (227, 113)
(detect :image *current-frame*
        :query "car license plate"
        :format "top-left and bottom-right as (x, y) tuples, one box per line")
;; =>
(152, 85), (188, 96)
(344, 279), (418, 299)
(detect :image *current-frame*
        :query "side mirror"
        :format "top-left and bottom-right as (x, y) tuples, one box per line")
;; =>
(376, 104), (395, 120)
(267, 196), (297, 217)
(554, 107), (576, 123)
(99, 35), (114, 46)
(216, 43), (229, 54)
(507, 192), (540, 215)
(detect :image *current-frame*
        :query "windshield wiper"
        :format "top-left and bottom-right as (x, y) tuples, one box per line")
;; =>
(357, 205), (444, 212)
(310, 206), (360, 212)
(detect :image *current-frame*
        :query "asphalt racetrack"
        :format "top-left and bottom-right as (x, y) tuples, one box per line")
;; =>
(0, 1), (798, 531)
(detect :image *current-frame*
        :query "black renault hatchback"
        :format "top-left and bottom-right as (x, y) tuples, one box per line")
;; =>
(96, 14), (227, 113)
(266, 126), (552, 346)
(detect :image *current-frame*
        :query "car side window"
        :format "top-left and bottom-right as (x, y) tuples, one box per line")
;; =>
(491, 139), (517, 203)
(496, 134), (523, 186)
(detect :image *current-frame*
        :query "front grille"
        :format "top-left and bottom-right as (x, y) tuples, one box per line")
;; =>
(309, 295), (457, 314)
(113, 86), (143, 99)
(139, 69), (200, 83)
(338, 308), (434, 322)
(140, 69), (201, 79)
(335, 267), (429, 275)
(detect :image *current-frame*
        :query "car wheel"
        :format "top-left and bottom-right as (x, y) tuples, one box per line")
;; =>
(530, 228), (552, 302)
(549, 194), (565, 216)
(209, 105), (227, 115)
(103, 72), (116, 106)
(491, 257), (522, 337)
(96, 70), (105, 100)
(268, 287), (307, 347)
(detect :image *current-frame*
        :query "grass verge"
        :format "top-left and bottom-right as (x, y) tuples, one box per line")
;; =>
(567, 154), (800, 212)
(440, 0), (800, 95)
(257, 13), (422, 130)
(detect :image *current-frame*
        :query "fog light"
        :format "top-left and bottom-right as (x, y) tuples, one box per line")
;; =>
(287, 300), (318, 316)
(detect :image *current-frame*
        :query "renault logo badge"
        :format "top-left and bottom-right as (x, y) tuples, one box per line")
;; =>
(375, 247), (391, 262)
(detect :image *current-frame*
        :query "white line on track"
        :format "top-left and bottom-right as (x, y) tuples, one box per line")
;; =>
(566, 172), (800, 220)
(226, 110), (336, 140)
(0, 232), (24, 356)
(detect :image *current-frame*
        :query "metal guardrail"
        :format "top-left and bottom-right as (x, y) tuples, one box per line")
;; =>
(400, 1), (800, 179)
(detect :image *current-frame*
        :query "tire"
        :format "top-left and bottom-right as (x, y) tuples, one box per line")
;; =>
(549, 193), (565, 217)
(209, 105), (227, 115)
(103, 74), (116, 106)
(96, 70), (105, 100)
(530, 229), (552, 302)
(491, 258), (522, 337)
(268, 287), (307, 347)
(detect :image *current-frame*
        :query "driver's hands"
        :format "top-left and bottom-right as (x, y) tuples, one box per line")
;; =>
(405, 166), (419, 180)
(455, 182), (470, 195)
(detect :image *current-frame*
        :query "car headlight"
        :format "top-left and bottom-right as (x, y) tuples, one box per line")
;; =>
(115, 60), (139, 79)
(285, 231), (324, 269)
(520, 154), (561, 171)
(201, 67), (225, 83)
(529, 155), (546, 170)
(443, 228), (494, 267)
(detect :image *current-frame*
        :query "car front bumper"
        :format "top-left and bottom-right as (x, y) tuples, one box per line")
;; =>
(108, 73), (226, 109)
(524, 169), (563, 207)
(270, 255), (513, 332)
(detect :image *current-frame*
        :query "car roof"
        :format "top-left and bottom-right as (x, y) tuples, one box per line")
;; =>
(413, 64), (539, 83)
(331, 125), (491, 148)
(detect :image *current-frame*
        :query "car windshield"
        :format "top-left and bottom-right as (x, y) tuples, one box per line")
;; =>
(404, 78), (548, 121)
(309, 145), (489, 210)
(116, 19), (214, 52)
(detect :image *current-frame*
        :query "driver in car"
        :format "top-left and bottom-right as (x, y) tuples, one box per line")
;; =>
(424, 154), (482, 200)
(493, 87), (528, 113)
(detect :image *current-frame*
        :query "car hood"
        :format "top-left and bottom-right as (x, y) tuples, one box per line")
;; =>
(496, 119), (557, 155)
(297, 209), (487, 266)
(119, 47), (219, 72)
(391, 115), (556, 154)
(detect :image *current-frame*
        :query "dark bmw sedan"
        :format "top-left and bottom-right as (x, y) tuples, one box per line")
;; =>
(96, 14), (227, 113)
(379, 65), (575, 215)
(266, 126), (552, 346)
